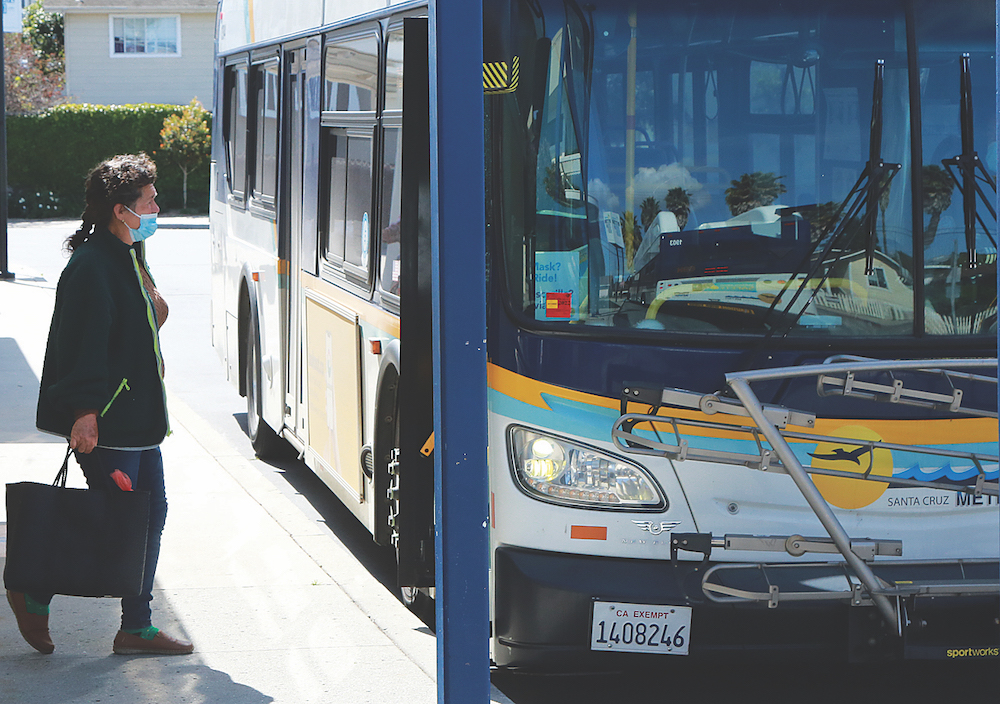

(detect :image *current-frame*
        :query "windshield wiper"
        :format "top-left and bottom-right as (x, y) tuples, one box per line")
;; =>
(940, 53), (997, 267)
(759, 60), (900, 336)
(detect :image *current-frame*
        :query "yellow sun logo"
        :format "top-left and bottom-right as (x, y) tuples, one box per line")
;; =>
(808, 425), (894, 509)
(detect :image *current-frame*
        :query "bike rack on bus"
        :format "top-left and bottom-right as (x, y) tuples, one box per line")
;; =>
(612, 357), (999, 632)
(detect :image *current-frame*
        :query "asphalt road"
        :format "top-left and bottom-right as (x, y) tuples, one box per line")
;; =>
(6, 218), (994, 703)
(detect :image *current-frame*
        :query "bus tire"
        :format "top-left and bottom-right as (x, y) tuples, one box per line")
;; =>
(245, 313), (285, 458)
(400, 585), (434, 627)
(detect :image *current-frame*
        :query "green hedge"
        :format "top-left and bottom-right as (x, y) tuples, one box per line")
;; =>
(7, 103), (212, 218)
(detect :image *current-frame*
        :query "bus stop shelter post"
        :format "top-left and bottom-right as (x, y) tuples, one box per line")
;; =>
(428, 2), (490, 703)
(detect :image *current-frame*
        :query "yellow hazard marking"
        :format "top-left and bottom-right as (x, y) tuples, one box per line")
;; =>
(484, 57), (519, 94)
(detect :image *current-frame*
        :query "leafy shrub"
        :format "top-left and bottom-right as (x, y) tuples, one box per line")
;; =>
(7, 103), (212, 217)
(8, 188), (63, 218)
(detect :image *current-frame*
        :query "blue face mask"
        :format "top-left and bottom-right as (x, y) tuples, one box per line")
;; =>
(124, 205), (158, 242)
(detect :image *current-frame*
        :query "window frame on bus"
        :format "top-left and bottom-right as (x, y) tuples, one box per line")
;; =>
(318, 25), (382, 293)
(248, 49), (281, 219)
(375, 22), (406, 311)
(222, 55), (249, 208)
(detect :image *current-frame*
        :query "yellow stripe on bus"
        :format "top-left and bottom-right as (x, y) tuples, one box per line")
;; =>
(487, 363), (997, 445)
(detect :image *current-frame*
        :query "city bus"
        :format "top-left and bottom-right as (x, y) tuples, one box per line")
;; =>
(209, 0), (999, 667)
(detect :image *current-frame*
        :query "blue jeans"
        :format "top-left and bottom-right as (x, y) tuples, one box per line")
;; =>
(30, 447), (168, 630)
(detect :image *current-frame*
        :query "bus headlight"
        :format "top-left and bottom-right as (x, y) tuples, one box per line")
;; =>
(508, 426), (666, 510)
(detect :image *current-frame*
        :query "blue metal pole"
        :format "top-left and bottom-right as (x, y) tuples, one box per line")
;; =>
(428, 1), (490, 703)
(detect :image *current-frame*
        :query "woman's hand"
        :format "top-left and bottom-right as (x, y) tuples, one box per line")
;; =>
(70, 411), (99, 453)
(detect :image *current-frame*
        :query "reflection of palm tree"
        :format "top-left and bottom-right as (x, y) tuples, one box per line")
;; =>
(664, 187), (691, 230)
(640, 197), (660, 232)
(804, 201), (840, 243)
(622, 211), (640, 271)
(724, 172), (787, 216)
(922, 164), (954, 249)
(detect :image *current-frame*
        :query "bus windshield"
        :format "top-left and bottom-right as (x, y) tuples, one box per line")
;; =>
(495, 0), (997, 337)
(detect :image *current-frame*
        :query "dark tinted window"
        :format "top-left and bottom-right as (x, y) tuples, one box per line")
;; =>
(379, 127), (402, 294)
(324, 132), (348, 262)
(224, 63), (248, 198)
(323, 131), (373, 277)
(252, 59), (280, 203)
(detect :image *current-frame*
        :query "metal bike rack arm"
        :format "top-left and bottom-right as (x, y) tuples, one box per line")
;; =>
(726, 376), (901, 630)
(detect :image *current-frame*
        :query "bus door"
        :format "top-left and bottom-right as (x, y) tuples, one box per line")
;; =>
(303, 26), (381, 505)
(396, 16), (435, 589)
(282, 45), (307, 440)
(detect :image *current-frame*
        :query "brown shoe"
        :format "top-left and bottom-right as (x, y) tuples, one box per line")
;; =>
(113, 627), (194, 655)
(6, 591), (54, 654)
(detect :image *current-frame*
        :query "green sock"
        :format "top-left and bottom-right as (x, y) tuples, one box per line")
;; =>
(24, 594), (50, 616)
(123, 625), (159, 640)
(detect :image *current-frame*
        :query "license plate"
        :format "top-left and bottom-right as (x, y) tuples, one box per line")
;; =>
(590, 601), (692, 655)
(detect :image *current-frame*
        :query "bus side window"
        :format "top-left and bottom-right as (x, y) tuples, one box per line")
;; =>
(251, 59), (280, 208)
(223, 61), (248, 201)
(322, 131), (373, 281)
(324, 131), (348, 263)
(380, 127), (402, 296)
(324, 36), (378, 112)
(384, 28), (404, 111)
(379, 27), (404, 298)
(344, 135), (373, 274)
(320, 31), (379, 285)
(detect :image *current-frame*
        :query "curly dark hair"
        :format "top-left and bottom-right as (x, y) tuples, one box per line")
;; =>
(65, 153), (158, 253)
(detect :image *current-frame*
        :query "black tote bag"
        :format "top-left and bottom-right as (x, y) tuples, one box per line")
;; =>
(3, 446), (150, 598)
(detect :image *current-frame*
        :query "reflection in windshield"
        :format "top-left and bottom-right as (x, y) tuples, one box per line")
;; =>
(495, 0), (997, 337)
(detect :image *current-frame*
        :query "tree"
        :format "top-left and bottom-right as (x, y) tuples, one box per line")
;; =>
(921, 164), (954, 250)
(23, 1), (64, 71)
(663, 187), (691, 230)
(639, 196), (660, 232)
(724, 172), (786, 217)
(622, 211), (640, 271)
(3, 34), (63, 115)
(802, 201), (840, 243)
(159, 100), (212, 210)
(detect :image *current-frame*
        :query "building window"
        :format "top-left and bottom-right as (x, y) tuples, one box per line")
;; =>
(111, 16), (180, 56)
(868, 267), (888, 289)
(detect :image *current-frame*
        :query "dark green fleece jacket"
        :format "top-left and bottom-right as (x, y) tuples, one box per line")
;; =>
(36, 228), (168, 448)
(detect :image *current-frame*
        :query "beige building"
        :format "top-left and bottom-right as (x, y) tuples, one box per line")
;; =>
(43, 0), (216, 106)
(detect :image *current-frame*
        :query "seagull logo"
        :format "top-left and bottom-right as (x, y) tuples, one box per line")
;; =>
(808, 446), (873, 465)
(632, 520), (682, 535)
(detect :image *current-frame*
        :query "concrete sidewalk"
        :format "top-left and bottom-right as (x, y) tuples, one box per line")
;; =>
(0, 241), (508, 702)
